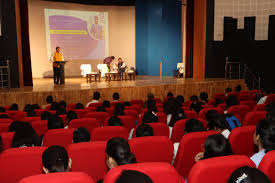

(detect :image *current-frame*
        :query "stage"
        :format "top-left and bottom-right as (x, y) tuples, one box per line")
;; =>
(0, 76), (246, 109)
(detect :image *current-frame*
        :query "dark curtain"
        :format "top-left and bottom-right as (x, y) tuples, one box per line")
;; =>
(20, 0), (33, 86)
(185, 0), (194, 78)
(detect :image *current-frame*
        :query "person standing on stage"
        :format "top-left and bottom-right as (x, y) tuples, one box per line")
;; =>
(103, 56), (115, 71)
(51, 46), (64, 84)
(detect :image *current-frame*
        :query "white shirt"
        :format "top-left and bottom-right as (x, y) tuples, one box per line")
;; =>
(173, 142), (180, 164)
(250, 149), (266, 167)
(257, 96), (267, 105)
(221, 129), (231, 139)
(167, 114), (172, 125)
(86, 100), (100, 107)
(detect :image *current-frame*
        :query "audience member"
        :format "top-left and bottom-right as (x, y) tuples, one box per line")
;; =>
(113, 93), (120, 101)
(146, 99), (157, 113)
(176, 95), (185, 107)
(42, 95), (53, 109)
(142, 112), (158, 124)
(123, 101), (131, 107)
(214, 98), (224, 107)
(251, 120), (275, 167)
(0, 114), (9, 119)
(65, 111), (78, 126)
(50, 102), (59, 111)
(59, 100), (67, 109)
(24, 104), (33, 113)
(164, 99), (187, 127)
(75, 103), (84, 109)
(9, 121), (22, 132)
(108, 116), (123, 126)
(32, 104), (40, 110)
(190, 102), (203, 114)
(73, 127), (90, 143)
(115, 170), (154, 183)
(56, 106), (67, 115)
(42, 145), (71, 173)
(225, 95), (239, 112)
(147, 93), (154, 100)
(103, 100), (111, 108)
(208, 115), (231, 138)
(205, 110), (221, 125)
(225, 88), (232, 95)
(96, 106), (107, 112)
(235, 84), (242, 92)
(86, 91), (101, 107)
(48, 115), (64, 130)
(258, 89), (272, 104)
(167, 92), (174, 98)
(26, 110), (37, 117)
(200, 92), (209, 104)
(41, 111), (52, 120)
(135, 123), (154, 137)
(114, 103), (124, 116)
(228, 166), (271, 183)
(9, 103), (18, 111)
(190, 95), (199, 102)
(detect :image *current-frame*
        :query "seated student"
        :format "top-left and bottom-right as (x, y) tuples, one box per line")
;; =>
(108, 116), (123, 126)
(113, 93), (120, 102)
(32, 104), (41, 110)
(115, 170), (154, 183)
(208, 115), (231, 138)
(251, 120), (275, 167)
(214, 98), (224, 107)
(135, 123), (154, 138)
(225, 88), (232, 96)
(42, 95), (53, 110)
(167, 92), (174, 99)
(11, 122), (41, 148)
(176, 95), (185, 107)
(59, 100), (67, 109)
(24, 104), (33, 113)
(228, 166), (271, 183)
(26, 110), (37, 117)
(48, 115), (64, 130)
(123, 101), (131, 107)
(266, 110), (275, 121)
(205, 110), (221, 126)
(195, 134), (232, 162)
(258, 89), (272, 105)
(0, 136), (3, 154)
(9, 103), (18, 111)
(103, 100), (111, 108)
(41, 111), (52, 121)
(190, 102), (203, 114)
(73, 127), (90, 143)
(173, 119), (206, 160)
(147, 93), (154, 101)
(56, 106), (67, 115)
(50, 102), (59, 111)
(96, 106), (107, 112)
(200, 92), (209, 104)
(86, 91), (101, 107)
(235, 84), (242, 92)
(42, 145), (72, 173)
(190, 95), (199, 103)
(0, 114), (9, 119)
(142, 112), (158, 124)
(225, 95), (239, 113)
(75, 103), (84, 109)
(65, 111), (78, 127)
(0, 107), (5, 112)
(167, 102), (187, 127)
(114, 103), (125, 116)
(146, 99), (158, 113)
(9, 121), (22, 132)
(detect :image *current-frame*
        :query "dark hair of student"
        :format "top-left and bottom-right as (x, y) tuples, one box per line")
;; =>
(123, 101), (131, 107)
(190, 95), (199, 102)
(146, 99), (157, 113)
(256, 120), (275, 153)
(66, 111), (78, 125)
(228, 166), (271, 183)
(111, 56), (115, 60)
(93, 92), (100, 100)
(73, 127), (90, 143)
(225, 88), (232, 93)
(114, 103), (124, 116)
(106, 137), (137, 166)
(48, 115), (64, 129)
(0, 114), (9, 119)
(0, 107), (5, 113)
(50, 102), (59, 111)
(9, 121), (22, 132)
(266, 103), (275, 113)
(41, 111), (52, 120)
(203, 134), (233, 160)
(190, 102), (203, 114)
(42, 145), (69, 173)
(200, 92), (209, 104)
(176, 95), (185, 106)
(235, 84), (242, 92)
(11, 122), (41, 147)
(135, 123), (154, 137)
(24, 104), (33, 113)
(32, 104), (40, 110)
(96, 106), (107, 112)
(56, 46), (60, 50)
(108, 116), (123, 126)
(46, 95), (53, 104)
(184, 119), (206, 133)
(226, 95), (239, 109)
(205, 110), (221, 123)
(266, 110), (275, 121)
(56, 107), (67, 115)
(214, 98), (224, 107)
(27, 110), (37, 117)
(147, 93), (154, 100)
(167, 92), (174, 97)
(0, 136), (3, 154)
(142, 112), (158, 124)
(164, 99), (177, 115)
(9, 103), (18, 111)
(59, 100), (67, 109)
(75, 103), (84, 109)
(115, 170), (154, 183)
(208, 115), (230, 131)
(113, 93), (120, 101)
(103, 100), (111, 108)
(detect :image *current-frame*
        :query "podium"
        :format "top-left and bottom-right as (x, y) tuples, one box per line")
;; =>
(54, 61), (68, 85)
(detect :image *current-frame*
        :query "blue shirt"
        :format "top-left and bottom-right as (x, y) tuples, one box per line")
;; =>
(250, 149), (266, 167)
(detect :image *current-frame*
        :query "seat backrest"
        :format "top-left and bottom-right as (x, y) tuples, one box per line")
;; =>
(130, 99), (144, 105)
(217, 103), (226, 111)
(137, 112), (167, 125)
(67, 103), (77, 109)
(228, 126), (256, 157)
(0, 119), (12, 133)
(117, 115), (135, 130)
(124, 110), (139, 120)
(227, 105), (251, 122)
(184, 110), (197, 118)
(19, 172), (95, 183)
(173, 131), (219, 178)
(199, 107), (224, 120)
(73, 109), (91, 118)
(88, 103), (103, 108)
(258, 151), (275, 183)
(242, 111), (267, 126)
(31, 120), (48, 137)
(103, 162), (183, 183)
(34, 109), (44, 116)
(67, 142), (107, 181)
(187, 155), (256, 183)
(6, 111), (26, 121)
(85, 112), (109, 125)
(213, 93), (227, 101)
(21, 117), (41, 122)
(240, 100), (256, 111)
(148, 123), (169, 137)
(253, 104), (266, 111)
(68, 118), (100, 132)
(91, 126), (129, 141)
(265, 94), (275, 104)
(0, 132), (14, 149)
(129, 136), (173, 164)
(43, 129), (74, 147)
(0, 147), (47, 183)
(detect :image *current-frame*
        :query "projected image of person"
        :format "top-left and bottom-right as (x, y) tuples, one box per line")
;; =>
(90, 16), (103, 40)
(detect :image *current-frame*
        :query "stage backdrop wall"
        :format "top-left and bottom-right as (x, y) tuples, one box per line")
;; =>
(136, 0), (182, 76)
(28, 0), (135, 78)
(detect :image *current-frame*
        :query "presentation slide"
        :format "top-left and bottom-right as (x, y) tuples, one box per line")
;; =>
(44, 9), (108, 60)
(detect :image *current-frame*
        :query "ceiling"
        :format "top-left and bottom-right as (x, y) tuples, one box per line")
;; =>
(44, 0), (135, 6)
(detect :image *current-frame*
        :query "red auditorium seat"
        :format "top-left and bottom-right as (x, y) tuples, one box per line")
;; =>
(227, 92), (240, 98)
(242, 111), (267, 126)
(91, 126), (129, 141)
(130, 99), (144, 105)
(240, 100), (256, 111)
(187, 156), (256, 183)
(227, 105), (251, 122)
(133, 123), (170, 138)
(198, 107), (224, 120)
(6, 111), (26, 121)
(84, 112), (109, 125)
(73, 109), (91, 118)
(0, 147), (47, 183)
(87, 107), (97, 112)
(105, 107), (114, 116)
(239, 92), (253, 101)
(265, 94), (275, 104)
(67, 103), (77, 109)
(184, 110), (197, 118)
(124, 109), (139, 120)
(129, 136), (173, 163)
(110, 101), (124, 107)
(34, 109), (44, 116)
(68, 118), (100, 132)
(43, 128), (74, 147)
(173, 131), (219, 178)
(103, 162), (184, 183)
(258, 151), (275, 183)
(18, 172), (95, 183)
(88, 103), (103, 108)
(31, 120), (48, 137)
(0, 132), (14, 149)
(104, 115), (135, 131)
(67, 142), (107, 181)
(228, 126), (256, 157)
(21, 117), (41, 122)
(213, 93), (227, 101)
(0, 119), (13, 133)
(253, 104), (266, 111)
(217, 103), (226, 111)
(153, 98), (162, 103)
(59, 115), (67, 125)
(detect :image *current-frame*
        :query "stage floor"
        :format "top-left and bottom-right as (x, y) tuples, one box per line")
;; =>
(0, 76), (246, 109)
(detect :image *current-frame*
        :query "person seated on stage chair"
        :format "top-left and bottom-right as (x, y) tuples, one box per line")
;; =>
(51, 46), (64, 85)
(104, 56), (115, 71)
(86, 91), (101, 107)
(117, 58), (126, 78)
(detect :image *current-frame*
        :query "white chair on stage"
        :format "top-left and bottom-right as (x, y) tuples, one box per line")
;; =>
(80, 64), (92, 77)
(177, 63), (184, 78)
(97, 64), (109, 77)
